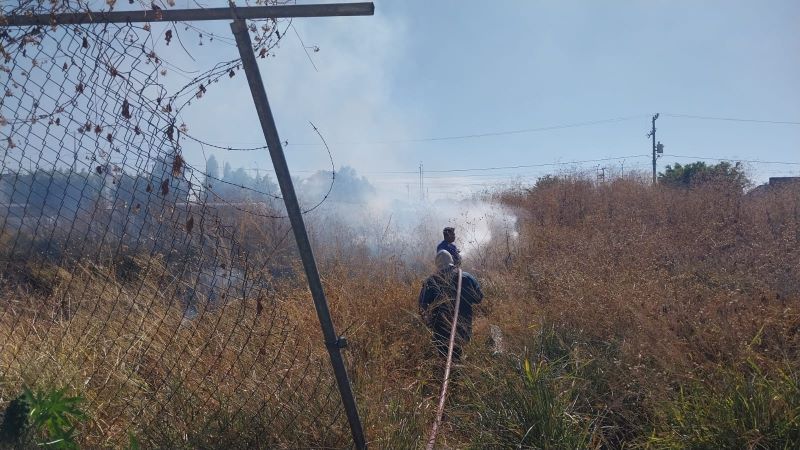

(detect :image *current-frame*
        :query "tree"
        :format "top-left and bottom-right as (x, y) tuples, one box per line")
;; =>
(205, 155), (220, 181)
(300, 166), (375, 204)
(201, 159), (278, 203)
(658, 161), (749, 191)
(533, 174), (562, 190)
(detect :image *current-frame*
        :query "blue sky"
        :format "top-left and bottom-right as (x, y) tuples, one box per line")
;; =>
(171, 0), (800, 199)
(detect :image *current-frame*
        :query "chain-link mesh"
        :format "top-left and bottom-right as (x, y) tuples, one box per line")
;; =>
(0, 1), (347, 447)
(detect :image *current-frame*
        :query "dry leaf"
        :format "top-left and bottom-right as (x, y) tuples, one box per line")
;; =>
(121, 99), (132, 119)
(171, 153), (184, 177)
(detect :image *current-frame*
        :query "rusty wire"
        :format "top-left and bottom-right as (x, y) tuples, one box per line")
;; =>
(0, 1), (346, 447)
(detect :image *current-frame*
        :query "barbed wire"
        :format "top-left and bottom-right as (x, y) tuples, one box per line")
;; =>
(0, 1), (346, 447)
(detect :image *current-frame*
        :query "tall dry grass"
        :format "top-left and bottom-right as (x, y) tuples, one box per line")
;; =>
(487, 175), (799, 447)
(496, 176), (798, 368)
(1, 173), (798, 448)
(0, 257), (349, 448)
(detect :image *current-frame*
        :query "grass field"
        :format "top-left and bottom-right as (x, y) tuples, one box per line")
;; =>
(1, 173), (798, 448)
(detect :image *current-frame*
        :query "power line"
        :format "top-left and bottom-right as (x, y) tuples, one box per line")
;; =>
(228, 156), (652, 178)
(368, 153), (799, 178)
(202, 153), (798, 183)
(181, 115), (649, 150)
(240, 166), (321, 173)
(663, 113), (800, 126)
(663, 154), (800, 165)
(300, 115), (649, 146)
(372, 164), (653, 181)
(425, 171), (569, 179)
(182, 112), (800, 152)
(366, 154), (650, 174)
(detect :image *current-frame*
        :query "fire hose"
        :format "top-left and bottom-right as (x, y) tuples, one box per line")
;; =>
(426, 268), (463, 450)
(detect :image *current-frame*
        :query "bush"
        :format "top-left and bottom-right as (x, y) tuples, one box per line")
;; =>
(658, 161), (749, 191)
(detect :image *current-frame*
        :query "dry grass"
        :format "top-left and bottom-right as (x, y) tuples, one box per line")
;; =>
(1, 259), (348, 448)
(1, 174), (799, 448)
(496, 176), (799, 368)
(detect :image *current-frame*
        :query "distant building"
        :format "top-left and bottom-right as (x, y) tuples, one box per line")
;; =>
(748, 177), (800, 197)
(768, 177), (800, 188)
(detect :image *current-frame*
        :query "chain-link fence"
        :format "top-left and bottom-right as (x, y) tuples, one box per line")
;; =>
(0, 1), (356, 447)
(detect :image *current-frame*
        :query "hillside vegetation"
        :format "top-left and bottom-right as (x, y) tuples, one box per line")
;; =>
(1, 174), (798, 448)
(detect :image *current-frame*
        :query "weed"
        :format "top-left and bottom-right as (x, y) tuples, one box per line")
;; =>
(0, 386), (85, 449)
(646, 362), (800, 449)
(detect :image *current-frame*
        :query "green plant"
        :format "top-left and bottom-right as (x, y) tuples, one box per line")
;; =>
(0, 386), (86, 449)
(127, 431), (140, 450)
(646, 362), (800, 449)
(658, 161), (749, 190)
(458, 329), (598, 449)
(463, 356), (594, 449)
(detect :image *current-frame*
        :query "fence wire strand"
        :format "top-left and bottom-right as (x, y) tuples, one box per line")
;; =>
(0, 1), (347, 448)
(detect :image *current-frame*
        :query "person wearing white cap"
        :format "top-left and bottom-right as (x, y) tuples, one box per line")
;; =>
(418, 249), (483, 360)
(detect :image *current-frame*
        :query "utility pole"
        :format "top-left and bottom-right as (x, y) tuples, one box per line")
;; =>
(596, 165), (605, 183)
(647, 113), (663, 184)
(419, 162), (424, 202)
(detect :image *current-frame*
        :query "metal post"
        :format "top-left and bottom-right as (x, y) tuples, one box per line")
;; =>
(419, 162), (424, 202)
(229, 18), (367, 450)
(652, 116), (656, 184)
(0, 3), (374, 26)
(649, 113), (659, 184)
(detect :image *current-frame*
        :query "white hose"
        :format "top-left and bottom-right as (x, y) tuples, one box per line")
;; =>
(426, 268), (463, 450)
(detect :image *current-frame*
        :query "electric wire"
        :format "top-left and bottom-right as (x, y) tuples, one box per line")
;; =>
(663, 154), (800, 165)
(663, 113), (800, 126)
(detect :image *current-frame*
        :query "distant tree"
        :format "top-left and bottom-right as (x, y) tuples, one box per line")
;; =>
(205, 155), (220, 181)
(300, 166), (374, 204)
(227, 167), (249, 187)
(658, 161), (749, 191)
(201, 159), (278, 203)
(252, 173), (278, 199)
(1, 168), (102, 218)
(533, 175), (562, 190)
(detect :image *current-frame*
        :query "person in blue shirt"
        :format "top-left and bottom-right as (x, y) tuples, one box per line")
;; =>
(436, 226), (461, 267)
(419, 250), (484, 360)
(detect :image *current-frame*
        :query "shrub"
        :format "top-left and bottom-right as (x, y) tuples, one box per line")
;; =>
(658, 161), (749, 191)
